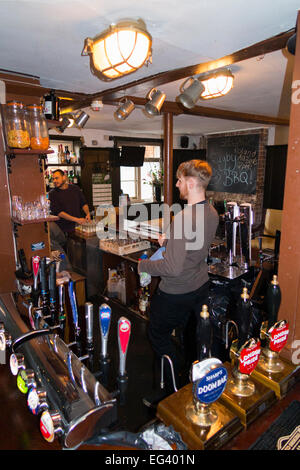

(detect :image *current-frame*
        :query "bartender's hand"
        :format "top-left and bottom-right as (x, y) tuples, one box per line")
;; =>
(77, 217), (88, 225)
(158, 233), (166, 247)
(85, 213), (91, 222)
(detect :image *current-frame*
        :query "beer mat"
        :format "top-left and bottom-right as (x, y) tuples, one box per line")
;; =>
(249, 400), (300, 450)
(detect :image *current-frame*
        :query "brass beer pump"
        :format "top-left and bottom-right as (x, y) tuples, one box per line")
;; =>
(252, 275), (300, 398)
(220, 288), (276, 427)
(156, 305), (243, 450)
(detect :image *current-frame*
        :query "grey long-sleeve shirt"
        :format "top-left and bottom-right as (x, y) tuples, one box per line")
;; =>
(138, 201), (219, 294)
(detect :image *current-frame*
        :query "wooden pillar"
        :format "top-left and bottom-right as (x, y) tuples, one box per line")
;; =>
(278, 11), (300, 360)
(163, 112), (173, 207)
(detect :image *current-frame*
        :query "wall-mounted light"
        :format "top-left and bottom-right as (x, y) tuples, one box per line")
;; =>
(114, 98), (135, 120)
(144, 88), (166, 116)
(200, 69), (234, 100)
(177, 77), (205, 109)
(82, 19), (152, 81)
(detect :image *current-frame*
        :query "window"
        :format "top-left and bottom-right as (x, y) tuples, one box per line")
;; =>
(119, 143), (162, 202)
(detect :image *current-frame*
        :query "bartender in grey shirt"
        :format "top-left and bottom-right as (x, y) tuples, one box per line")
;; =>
(139, 160), (218, 398)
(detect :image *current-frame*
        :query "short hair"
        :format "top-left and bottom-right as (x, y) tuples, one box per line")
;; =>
(52, 169), (65, 177)
(176, 159), (212, 189)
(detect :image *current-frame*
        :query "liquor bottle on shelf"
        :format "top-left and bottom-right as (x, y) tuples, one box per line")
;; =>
(73, 171), (78, 185)
(45, 171), (50, 192)
(48, 172), (55, 189)
(58, 144), (65, 163)
(64, 145), (70, 164)
(68, 171), (74, 184)
(42, 90), (60, 121)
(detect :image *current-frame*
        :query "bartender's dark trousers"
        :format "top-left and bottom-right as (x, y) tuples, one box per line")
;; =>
(148, 281), (210, 394)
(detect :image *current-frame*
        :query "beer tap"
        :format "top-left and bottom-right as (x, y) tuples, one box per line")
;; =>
(39, 257), (50, 325)
(85, 302), (94, 351)
(58, 284), (66, 337)
(98, 303), (112, 387)
(258, 275), (289, 373)
(48, 261), (58, 327)
(31, 255), (40, 308)
(68, 280), (81, 355)
(117, 316), (131, 405)
(226, 288), (261, 397)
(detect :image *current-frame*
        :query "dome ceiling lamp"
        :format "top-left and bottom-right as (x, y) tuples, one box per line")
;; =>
(82, 19), (152, 81)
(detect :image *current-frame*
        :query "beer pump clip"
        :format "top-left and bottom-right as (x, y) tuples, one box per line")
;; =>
(258, 275), (289, 373)
(259, 319), (289, 373)
(186, 357), (228, 427)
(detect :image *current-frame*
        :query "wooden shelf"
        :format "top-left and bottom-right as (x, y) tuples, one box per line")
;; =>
(6, 148), (54, 155)
(46, 163), (81, 167)
(12, 215), (59, 225)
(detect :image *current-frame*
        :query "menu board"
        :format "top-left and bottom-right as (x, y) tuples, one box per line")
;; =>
(207, 134), (260, 194)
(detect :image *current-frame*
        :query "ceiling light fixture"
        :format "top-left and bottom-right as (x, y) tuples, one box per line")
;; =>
(74, 111), (90, 128)
(82, 19), (152, 81)
(199, 69), (234, 100)
(114, 98), (135, 120)
(144, 88), (166, 116)
(57, 111), (89, 132)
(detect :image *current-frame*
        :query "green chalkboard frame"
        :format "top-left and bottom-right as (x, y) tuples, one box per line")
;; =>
(207, 134), (260, 194)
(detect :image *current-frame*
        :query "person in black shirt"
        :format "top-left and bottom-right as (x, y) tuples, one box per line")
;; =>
(49, 169), (90, 233)
(48, 169), (90, 270)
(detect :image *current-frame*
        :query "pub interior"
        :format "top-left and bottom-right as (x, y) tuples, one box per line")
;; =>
(0, 1), (300, 453)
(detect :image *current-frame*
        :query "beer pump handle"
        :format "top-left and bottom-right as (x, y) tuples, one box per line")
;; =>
(236, 288), (252, 350)
(31, 256), (40, 308)
(266, 275), (281, 329)
(49, 261), (57, 325)
(32, 256), (40, 291)
(85, 302), (94, 349)
(99, 304), (111, 360)
(68, 280), (80, 338)
(197, 305), (212, 361)
(117, 317), (131, 379)
(39, 257), (48, 294)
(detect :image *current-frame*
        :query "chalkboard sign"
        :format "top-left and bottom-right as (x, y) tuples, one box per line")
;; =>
(207, 134), (260, 194)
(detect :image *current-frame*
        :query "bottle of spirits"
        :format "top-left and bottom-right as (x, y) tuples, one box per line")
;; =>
(65, 145), (70, 164)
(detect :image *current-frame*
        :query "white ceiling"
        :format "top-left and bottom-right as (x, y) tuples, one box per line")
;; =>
(0, 0), (298, 137)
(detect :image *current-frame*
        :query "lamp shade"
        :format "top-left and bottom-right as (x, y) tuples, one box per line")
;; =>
(82, 19), (152, 81)
(200, 70), (234, 100)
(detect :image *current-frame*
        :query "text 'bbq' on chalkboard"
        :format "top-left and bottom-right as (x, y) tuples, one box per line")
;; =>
(207, 134), (260, 194)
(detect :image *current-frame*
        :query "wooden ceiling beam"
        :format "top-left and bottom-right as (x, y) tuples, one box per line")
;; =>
(64, 28), (295, 112)
(103, 95), (289, 126)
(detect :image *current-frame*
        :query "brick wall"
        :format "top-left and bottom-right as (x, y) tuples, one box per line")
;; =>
(205, 128), (268, 227)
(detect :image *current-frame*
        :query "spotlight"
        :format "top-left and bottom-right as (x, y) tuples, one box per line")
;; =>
(74, 111), (90, 128)
(114, 98), (135, 120)
(177, 77), (205, 109)
(144, 88), (166, 116)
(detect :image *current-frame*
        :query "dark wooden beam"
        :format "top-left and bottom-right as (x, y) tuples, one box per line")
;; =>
(64, 28), (295, 112)
(103, 95), (289, 126)
(163, 113), (173, 208)
(277, 13), (300, 360)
